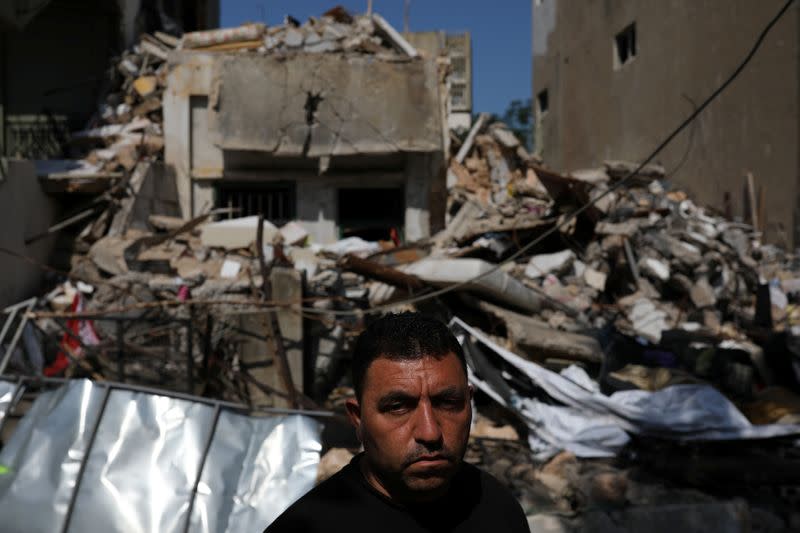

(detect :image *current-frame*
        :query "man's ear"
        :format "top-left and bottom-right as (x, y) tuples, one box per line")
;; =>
(345, 397), (363, 441)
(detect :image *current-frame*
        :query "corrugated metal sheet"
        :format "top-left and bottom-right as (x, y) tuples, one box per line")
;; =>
(0, 379), (321, 533)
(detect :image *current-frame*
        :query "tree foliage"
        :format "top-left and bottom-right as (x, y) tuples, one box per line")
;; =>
(488, 98), (533, 150)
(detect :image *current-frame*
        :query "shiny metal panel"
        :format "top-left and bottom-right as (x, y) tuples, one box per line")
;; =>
(67, 389), (216, 533)
(0, 380), (322, 533)
(189, 411), (322, 532)
(0, 380), (106, 533)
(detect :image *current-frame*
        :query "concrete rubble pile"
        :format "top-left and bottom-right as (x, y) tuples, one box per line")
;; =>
(12, 113), (798, 528)
(66, 7), (416, 177)
(69, 33), (175, 175)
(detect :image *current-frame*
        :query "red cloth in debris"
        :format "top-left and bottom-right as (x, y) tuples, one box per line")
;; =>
(44, 294), (100, 376)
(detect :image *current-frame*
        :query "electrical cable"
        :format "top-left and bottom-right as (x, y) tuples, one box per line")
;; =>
(3, 0), (795, 321)
(295, 0), (797, 318)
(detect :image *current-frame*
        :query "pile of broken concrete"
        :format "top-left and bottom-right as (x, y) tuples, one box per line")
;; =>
(66, 7), (420, 177)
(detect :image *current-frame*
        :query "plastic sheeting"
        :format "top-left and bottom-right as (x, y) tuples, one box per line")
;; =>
(452, 317), (800, 459)
(0, 380), (321, 533)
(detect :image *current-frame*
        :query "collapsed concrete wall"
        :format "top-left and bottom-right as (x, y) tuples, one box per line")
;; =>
(164, 51), (446, 244)
(209, 53), (443, 156)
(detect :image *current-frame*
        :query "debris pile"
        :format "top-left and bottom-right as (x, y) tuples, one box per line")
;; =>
(15, 112), (800, 432)
(70, 33), (176, 174)
(182, 12), (417, 57)
(63, 8), (420, 180)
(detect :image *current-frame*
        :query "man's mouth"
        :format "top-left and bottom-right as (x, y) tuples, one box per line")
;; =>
(409, 455), (451, 468)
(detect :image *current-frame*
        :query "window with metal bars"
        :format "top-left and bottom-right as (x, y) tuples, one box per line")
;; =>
(215, 182), (295, 225)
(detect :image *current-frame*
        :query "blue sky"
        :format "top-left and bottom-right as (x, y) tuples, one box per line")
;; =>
(220, 0), (532, 116)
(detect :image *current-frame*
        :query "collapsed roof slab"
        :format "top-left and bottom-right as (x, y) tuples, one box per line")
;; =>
(204, 52), (444, 156)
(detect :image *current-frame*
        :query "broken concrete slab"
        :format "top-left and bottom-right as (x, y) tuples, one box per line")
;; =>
(583, 267), (607, 292)
(200, 216), (279, 250)
(525, 250), (576, 280)
(406, 258), (545, 313)
(627, 298), (670, 343)
(639, 257), (670, 282)
(479, 301), (603, 364)
(88, 235), (135, 276)
(279, 221), (310, 246)
(690, 276), (717, 308)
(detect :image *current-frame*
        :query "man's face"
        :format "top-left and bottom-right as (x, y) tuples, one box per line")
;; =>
(346, 352), (472, 503)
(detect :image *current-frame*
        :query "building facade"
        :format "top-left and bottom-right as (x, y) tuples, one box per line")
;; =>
(164, 50), (448, 245)
(0, 0), (218, 308)
(533, 0), (799, 245)
(406, 31), (473, 131)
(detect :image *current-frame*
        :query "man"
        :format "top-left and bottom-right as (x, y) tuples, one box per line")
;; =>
(265, 313), (530, 532)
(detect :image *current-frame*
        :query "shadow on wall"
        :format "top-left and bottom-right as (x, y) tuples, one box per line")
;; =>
(0, 160), (60, 308)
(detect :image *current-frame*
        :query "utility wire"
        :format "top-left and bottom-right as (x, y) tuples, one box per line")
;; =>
(4, 0), (795, 321)
(296, 0), (796, 318)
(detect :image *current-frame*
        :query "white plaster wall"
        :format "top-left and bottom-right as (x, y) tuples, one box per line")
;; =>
(296, 179), (338, 244)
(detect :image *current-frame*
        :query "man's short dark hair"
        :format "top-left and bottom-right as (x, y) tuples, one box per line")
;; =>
(351, 312), (466, 399)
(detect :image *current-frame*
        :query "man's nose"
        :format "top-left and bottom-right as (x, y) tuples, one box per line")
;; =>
(413, 401), (443, 446)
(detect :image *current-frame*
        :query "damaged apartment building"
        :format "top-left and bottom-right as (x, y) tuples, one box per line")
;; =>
(532, 0), (800, 246)
(0, 0), (219, 307)
(165, 16), (449, 245)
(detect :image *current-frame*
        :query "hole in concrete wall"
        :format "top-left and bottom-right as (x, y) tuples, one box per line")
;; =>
(302, 91), (324, 156)
(537, 89), (549, 115)
(216, 182), (295, 225)
(614, 23), (637, 69)
(338, 187), (404, 242)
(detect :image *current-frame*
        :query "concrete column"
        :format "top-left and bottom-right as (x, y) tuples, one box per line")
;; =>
(238, 312), (274, 406)
(271, 267), (304, 407)
(237, 268), (305, 408)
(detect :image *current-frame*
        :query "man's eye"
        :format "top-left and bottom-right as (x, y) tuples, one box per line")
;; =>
(384, 403), (409, 413)
(437, 397), (463, 410)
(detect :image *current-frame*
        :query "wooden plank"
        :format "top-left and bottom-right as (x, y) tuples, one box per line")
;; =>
(154, 31), (180, 48)
(455, 112), (488, 164)
(338, 253), (426, 291)
(372, 13), (418, 58)
(192, 39), (263, 52)
(746, 172), (759, 231)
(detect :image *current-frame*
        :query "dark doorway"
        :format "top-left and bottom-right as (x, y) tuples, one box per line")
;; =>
(338, 187), (404, 241)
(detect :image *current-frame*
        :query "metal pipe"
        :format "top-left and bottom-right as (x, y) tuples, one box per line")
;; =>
(0, 307), (19, 350)
(186, 305), (194, 394)
(0, 300), (35, 375)
(61, 384), (112, 533)
(0, 375), (335, 419)
(182, 403), (221, 533)
(116, 321), (125, 382)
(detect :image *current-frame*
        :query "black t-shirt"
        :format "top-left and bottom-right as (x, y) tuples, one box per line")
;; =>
(264, 454), (531, 532)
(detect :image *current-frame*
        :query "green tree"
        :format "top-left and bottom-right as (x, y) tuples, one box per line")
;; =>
(488, 98), (533, 150)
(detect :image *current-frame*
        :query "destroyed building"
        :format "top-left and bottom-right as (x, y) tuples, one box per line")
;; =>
(164, 17), (449, 245)
(0, 0), (219, 308)
(405, 30), (473, 131)
(532, 0), (800, 245)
